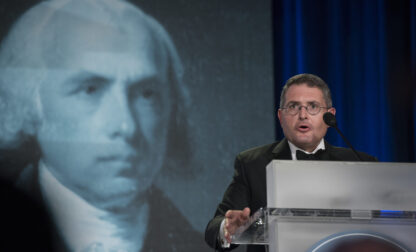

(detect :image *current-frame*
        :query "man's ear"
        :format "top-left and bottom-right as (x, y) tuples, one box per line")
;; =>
(277, 109), (282, 122)
(328, 107), (336, 115)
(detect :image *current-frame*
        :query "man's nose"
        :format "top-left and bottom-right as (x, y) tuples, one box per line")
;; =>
(104, 87), (136, 139)
(298, 106), (308, 119)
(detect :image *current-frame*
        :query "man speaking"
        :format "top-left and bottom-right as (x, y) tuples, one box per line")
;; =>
(205, 73), (377, 252)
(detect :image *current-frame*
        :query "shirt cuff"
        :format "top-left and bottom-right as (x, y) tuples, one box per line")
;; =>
(219, 218), (230, 248)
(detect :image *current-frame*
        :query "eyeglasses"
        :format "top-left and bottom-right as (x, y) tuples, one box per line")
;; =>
(281, 103), (329, 115)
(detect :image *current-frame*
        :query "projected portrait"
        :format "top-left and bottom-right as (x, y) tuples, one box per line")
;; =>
(0, 0), (198, 251)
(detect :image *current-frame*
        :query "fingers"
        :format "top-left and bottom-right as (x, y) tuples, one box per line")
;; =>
(225, 208), (250, 221)
(224, 215), (238, 243)
(224, 209), (237, 218)
(240, 207), (250, 221)
(242, 207), (251, 217)
(224, 207), (251, 243)
(224, 219), (231, 243)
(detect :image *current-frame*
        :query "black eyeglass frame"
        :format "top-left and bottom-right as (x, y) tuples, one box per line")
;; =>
(280, 104), (331, 115)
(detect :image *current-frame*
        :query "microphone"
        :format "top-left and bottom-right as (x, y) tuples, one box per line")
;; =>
(323, 112), (337, 127)
(323, 112), (363, 161)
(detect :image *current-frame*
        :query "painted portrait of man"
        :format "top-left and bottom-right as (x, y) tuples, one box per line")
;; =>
(0, 0), (199, 251)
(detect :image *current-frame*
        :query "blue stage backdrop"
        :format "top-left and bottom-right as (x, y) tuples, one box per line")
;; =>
(273, 0), (416, 162)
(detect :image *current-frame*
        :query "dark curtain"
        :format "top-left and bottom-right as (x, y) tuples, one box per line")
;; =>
(273, 0), (416, 162)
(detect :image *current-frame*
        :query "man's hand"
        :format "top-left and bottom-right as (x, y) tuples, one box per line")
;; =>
(224, 207), (251, 243)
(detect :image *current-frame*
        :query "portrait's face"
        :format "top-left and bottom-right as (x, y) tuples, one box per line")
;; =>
(278, 83), (335, 152)
(35, 16), (171, 210)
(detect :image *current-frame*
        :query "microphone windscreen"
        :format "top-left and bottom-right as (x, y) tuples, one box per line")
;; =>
(323, 112), (337, 127)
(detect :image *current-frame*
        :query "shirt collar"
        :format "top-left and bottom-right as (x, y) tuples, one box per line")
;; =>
(288, 139), (325, 160)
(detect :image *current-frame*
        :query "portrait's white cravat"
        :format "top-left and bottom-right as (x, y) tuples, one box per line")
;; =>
(39, 161), (147, 252)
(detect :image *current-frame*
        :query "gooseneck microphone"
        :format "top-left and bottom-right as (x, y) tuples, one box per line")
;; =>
(323, 112), (363, 161)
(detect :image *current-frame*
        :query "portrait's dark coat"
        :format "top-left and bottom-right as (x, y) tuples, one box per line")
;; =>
(3, 155), (203, 252)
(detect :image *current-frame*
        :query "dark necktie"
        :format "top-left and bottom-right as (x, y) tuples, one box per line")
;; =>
(296, 149), (325, 160)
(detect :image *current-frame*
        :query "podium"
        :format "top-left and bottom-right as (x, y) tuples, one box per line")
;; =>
(231, 160), (416, 252)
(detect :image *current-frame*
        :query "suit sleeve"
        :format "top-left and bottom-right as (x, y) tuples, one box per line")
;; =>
(205, 154), (251, 251)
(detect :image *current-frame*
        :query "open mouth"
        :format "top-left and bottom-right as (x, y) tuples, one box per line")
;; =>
(298, 124), (310, 132)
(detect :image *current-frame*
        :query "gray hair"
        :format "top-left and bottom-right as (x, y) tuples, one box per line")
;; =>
(279, 73), (333, 108)
(0, 0), (192, 176)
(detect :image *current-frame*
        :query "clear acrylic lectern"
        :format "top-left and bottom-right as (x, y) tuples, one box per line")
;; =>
(231, 161), (416, 252)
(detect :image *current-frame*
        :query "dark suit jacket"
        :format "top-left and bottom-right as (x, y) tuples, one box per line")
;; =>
(205, 139), (377, 252)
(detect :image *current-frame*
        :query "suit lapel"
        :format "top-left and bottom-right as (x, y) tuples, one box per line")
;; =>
(322, 140), (340, 161)
(271, 138), (292, 160)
